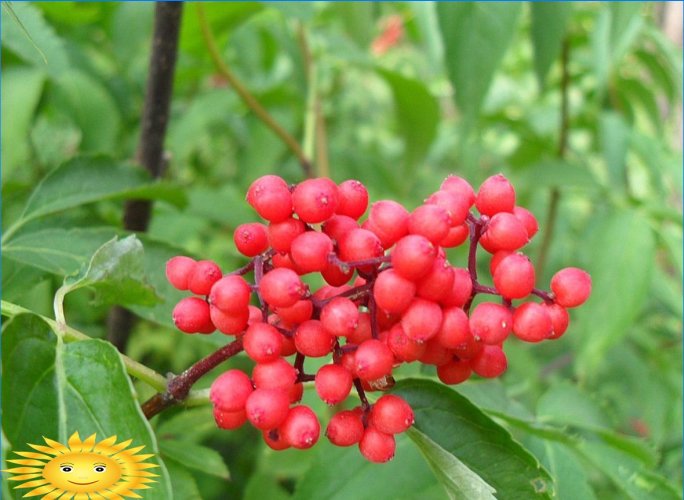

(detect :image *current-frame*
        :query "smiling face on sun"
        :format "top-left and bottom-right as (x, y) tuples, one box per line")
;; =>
(42, 452), (122, 493)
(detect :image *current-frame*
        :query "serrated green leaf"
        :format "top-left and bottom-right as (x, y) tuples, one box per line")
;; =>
(1, 66), (45, 177)
(1, 2), (70, 77)
(394, 379), (554, 500)
(62, 235), (159, 307)
(377, 68), (440, 173)
(160, 439), (230, 479)
(437, 2), (522, 125)
(1, 314), (173, 499)
(530, 3), (573, 90)
(407, 427), (496, 500)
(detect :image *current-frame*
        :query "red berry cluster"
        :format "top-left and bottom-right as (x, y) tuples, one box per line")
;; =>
(165, 173), (591, 462)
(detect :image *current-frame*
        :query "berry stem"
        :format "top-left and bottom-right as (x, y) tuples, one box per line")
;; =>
(328, 253), (391, 274)
(353, 378), (371, 414)
(532, 288), (555, 303)
(310, 281), (373, 309)
(367, 290), (380, 340)
(142, 338), (244, 419)
(253, 254), (269, 321)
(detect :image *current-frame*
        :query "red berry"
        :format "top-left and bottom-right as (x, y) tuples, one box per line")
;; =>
(425, 190), (469, 226)
(247, 175), (293, 223)
(210, 305), (249, 335)
(326, 410), (365, 446)
(416, 257), (455, 302)
(550, 267), (592, 307)
(214, 407), (247, 430)
(252, 358), (297, 390)
(544, 303), (570, 339)
(166, 256), (197, 290)
(493, 253), (535, 299)
(440, 267), (473, 308)
(476, 174), (516, 216)
(323, 214), (359, 244)
(367, 200), (409, 248)
(347, 312), (373, 344)
(373, 269), (416, 314)
(188, 260), (222, 295)
(359, 427), (395, 463)
(243, 323), (283, 362)
(489, 250), (513, 275)
(479, 212), (528, 253)
(209, 275), (252, 314)
(418, 337), (452, 366)
(245, 388), (290, 430)
(469, 302), (512, 345)
(338, 228), (384, 263)
(336, 180), (369, 219)
(274, 299), (313, 325)
(268, 217), (306, 253)
(440, 175), (475, 207)
(290, 231), (334, 273)
(210, 369), (254, 411)
(260, 268), (309, 308)
(292, 178), (339, 223)
(173, 297), (215, 334)
(439, 223), (469, 248)
(370, 395), (414, 434)
(294, 320), (335, 357)
(315, 364), (353, 405)
(401, 298), (443, 342)
(436, 306), (471, 349)
(437, 359), (472, 385)
(355, 339), (394, 381)
(386, 323), (427, 362)
(234, 222), (269, 257)
(263, 429), (290, 451)
(320, 297), (359, 337)
(280, 405), (320, 449)
(471, 345), (508, 378)
(512, 302), (553, 342)
(513, 206), (538, 239)
(321, 262), (354, 287)
(391, 235), (437, 281)
(408, 204), (451, 245)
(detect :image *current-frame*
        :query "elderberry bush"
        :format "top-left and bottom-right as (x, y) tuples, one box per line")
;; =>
(165, 174), (591, 463)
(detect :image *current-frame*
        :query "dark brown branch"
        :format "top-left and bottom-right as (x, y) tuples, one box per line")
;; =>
(108, 3), (183, 352)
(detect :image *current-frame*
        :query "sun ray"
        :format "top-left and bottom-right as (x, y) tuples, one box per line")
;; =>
(82, 433), (98, 451)
(93, 436), (118, 454)
(13, 478), (49, 489)
(42, 489), (66, 500)
(14, 450), (53, 460)
(7, 458), (49, 466)
(22, 483), (57, 497)
(43, 437), (70, 454)
(29, 443), (64, 456)
(6, 473), (43, 481)
(3, 466), (43, 474)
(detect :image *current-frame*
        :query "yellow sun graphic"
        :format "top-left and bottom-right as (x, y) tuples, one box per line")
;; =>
(2, 432), (159, 499)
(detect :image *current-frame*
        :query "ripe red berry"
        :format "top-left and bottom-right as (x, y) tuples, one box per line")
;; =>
(243, 323), (284, 362)
(440, 267), (473, 308)
(370, 395), (414, 434)
(386, 323), (426, 362)
(274, 299), (313, 325)
(245, 388), (290, 430)
(425, 190), (470, 226)
(315, 364), (353, 405)
(355, 339), (394, 381)
(338, 228), (384, 263)
(323, 214), (359, 244)
(210, 369), (254, 412)
(373, 269), (416, 314)
(188, 260), (222, 295)
(469, 302), (512, 345)
(416, 258), (455, 302)
(252, 358), (297, 390)
(247, 175), (293, 222)
(263, 429), (290, 451)
(259, 268), (309, 308)
(437, 359), (472, 385)
(544, 303), (570, 339)
(408, 204), (451, 245)
(401, 297), (443, 342)
(166, 256), (197, 290)
(234, 222), (269, 257)
(359, 427), (395, 463)
(436, 306), (471, 349)
(493, 253), (535, 299)
(347, 312), (373, 344)
(209, 275), (252, 314)
(321, 262), (354, 287)
(214, 407), (247, 430)
(367, 200), (409, 248)
(173, 297), (215, 334)
(210, 305), (249, 335)
(326, 410), (365, 446)
(440, 175), (475, 207)
(292, 178), (339, 223)
(320, 297), (359, 337)
(476, 174), (516, 216)
(336, 180), (369, 219)
(513, 206), (539, 239)
(290, 231), (334, 273)
(479, 212), (529, 253)
(280, 405), (320, 449)
(418, 337), (453, 366)
(268, 217), (306, 253)
(294, 320), (335, 357)
(471, 344), (508, 378)
(550, 267), (592, 307)
(512, 302), (553, 342)
(439, 223), (469, 248)
(391, 234), (437, 281)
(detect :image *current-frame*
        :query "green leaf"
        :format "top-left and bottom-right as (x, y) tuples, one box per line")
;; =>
(536, 382), (611, 429)
(518, 160), (598, 190)
(1, 2), (70, 77)
(394, 378), (554, 500)
(436, 2), (522, 125)
(530, 3), (573, 90)
(573, 210), (656, 379)
(1, 314), (173, 499)
(244, 471), (292, 500)
(267, 2), (315, 21)
(616, 77), (663, 132)
(159, 439), (230, 479)
(600, 111), (631, 189)
(7, 156), (186, 239)
(377, 68), (440, 172)
(1, 66), (45, 177)
(529, 440), (597, 500)
(61, 235), (160, 307)
(163, 457), (203, 500)
(407, 427), (496, 500)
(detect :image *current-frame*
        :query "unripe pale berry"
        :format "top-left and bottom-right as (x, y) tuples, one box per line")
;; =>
(551, 267), (592, 308)
(166, 256), (197, 290)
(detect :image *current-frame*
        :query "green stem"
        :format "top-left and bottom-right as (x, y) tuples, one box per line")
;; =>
(196, 4), (313, 177)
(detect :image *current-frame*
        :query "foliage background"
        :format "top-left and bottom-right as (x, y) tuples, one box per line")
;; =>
(2, 2), (682, 499)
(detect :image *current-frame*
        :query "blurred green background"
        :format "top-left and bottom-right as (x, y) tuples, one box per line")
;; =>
(2, 2), (682, 499)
